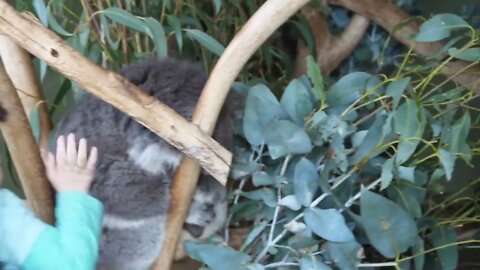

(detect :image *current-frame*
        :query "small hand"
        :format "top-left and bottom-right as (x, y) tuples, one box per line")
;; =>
(44, 133), (98, 193)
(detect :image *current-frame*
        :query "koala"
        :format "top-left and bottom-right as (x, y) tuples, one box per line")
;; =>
(52, 57), (233, 270)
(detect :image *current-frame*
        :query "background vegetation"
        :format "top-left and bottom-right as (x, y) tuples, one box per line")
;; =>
(1, 0), (479, 269)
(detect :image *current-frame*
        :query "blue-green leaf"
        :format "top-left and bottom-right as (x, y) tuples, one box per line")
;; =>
(102, 7), (148, 33)
(412, 237), (425, 270)
(380, 158), (394, 190)
(252, 171), (275, 186)
(47, 11), (73, 37)
(328, 241), (363, 270)
(145, 18), (168, 58)
(28, 105), (41, 144)
(360, 190), (418, 258)
(185, 29), (225, 56)
(265, 120), (313, 159)
(294, 158), (318, 206)
(185, 241), (252, 270)
(300, 255), (331, 270)
(414, 14), (469, 42)
(304, 208), (354, 242)
(33, 0), (48, 26)
(393, 99), (426, 165)
(350, 111), (387, 164)
(243, 84), (287, 146)
(213, 0), (222, 14)
(326, 72), (372, 107)
(167, 15), (183, 51)
(448, 47), (480, 62)
(431, 226), (458, 270)
(448, 112), (471, 156)
(280, 79), (313, 125)
(438, 149), (455, 181)
(242, 188), (277, 207)
(279, 195), (302, 211)
(385, 77), (410, 109)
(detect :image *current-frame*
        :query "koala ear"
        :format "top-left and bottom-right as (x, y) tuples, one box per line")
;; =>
(184, 223), (205, 238)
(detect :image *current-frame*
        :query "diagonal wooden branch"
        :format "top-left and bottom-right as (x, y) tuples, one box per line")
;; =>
(0, 34), (52, 150)
(153, 0), (311, 269)
(295, 6), (370, 76)
(0, 0), (231, 184)
(329, 0), (480, 91)
(0, 62), (54, 223)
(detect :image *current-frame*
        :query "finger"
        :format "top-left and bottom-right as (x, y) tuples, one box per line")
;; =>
(87, 146), (98, 170)
(77, 138), (88, 167)
(56, 135), (66, 166)
(66, 133), (77, 165)
(47, 152), (56, 172)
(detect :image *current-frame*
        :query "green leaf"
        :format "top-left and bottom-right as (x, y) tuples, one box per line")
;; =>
(300, 255), (331, 270)
(279, 195), (302, 211)
(448, 112), (471, 155)
(243, 84), (287, 146)
(414, 13), (469, 42)
(252, 171), (275, 186)
(328, 241), (362, 270)
(380, 158), (394, 190)
(33, 0), (48, 26)
(145, 18), (168, 58)
(280, 79), (313, 125)
(213, 0), (222, 14)
(306, 56), (326, 105)
(304, 208), (354, 242)
(326, 72), (372, 107)
(294, 158), (319, 206)
(412, 237), (425, 270)
(242, 188), (277, 207)
(185, 241), (252, 270)
(393, 99), (426, 165)
(167, 15), (183, 51)
(360, 190), (418, 258)
(448, 47), (480, 62)
(264, 120), (313, 159)
(185, 29), (225, 56)
(102, 7), (148, 33)
(350, 111), (387, 164)
(438, 149), (455, 181)
(385, 77), (410, 109)
(242, 221), (268, 250)
(431, 226), (458, 270)
(47, 11), (73, 37)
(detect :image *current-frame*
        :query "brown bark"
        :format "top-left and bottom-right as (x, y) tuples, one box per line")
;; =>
(329, 0), (480, 91)
(0, 34), (52, 150)
(152, 0), (311, 269)
(295, 7), (370, 76)
(0, 62), (54, 223)
(0, 1), (231, 184)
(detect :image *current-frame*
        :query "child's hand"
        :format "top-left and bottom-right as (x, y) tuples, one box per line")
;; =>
(45, 133), (98, 193)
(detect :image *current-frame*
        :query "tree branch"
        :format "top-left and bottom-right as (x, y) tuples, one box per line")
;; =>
(0, 0), (231, 184)
(0, 62), (54, 223)
(295, 6), (369, 76)
(0, 34), (52, 150)
(153, 0), (311, 269)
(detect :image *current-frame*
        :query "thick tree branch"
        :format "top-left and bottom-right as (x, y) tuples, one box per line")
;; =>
(0, 34), (52, 150)
(0, 62), (54, 224)
(0, 1), (231, 184)
(153, 0), (311, 269)
(295, 6), (369, 76)
(330, 0), (480, 91)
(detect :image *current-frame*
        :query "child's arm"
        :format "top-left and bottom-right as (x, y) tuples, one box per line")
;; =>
(23, 134), (103, 270)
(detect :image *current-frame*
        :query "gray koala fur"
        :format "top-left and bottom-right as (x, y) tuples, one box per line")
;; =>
(52, 57), (233, 270)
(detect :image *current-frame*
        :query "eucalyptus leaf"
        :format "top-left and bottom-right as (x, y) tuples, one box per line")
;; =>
(145, 18), (168, 58)
(28, 105), (41, 145)
(448, 47), (480, 61)
(242, 188), (277, 207)
(350, 111), (387, 164)
(412, 237), (425, 270)
(306, 55), (326, 105)
(385, 77), (410, 109)
(264, 120), (312, 159)
(438, 149), (455, 181)
(380, 158), (394, 190)
(304, 208), (354, 242)
(360, 190), (418, 258)
(185, 29), (225, 56)
(102, 7), (148, 33)
(326, 72), (372, 107)
(431, 226), (458, 270)
(294, 158), (319, 206)
(185, 241), (252, 270)
(300, 255), (331, 270)
(33, 0), (48, 26)
(252, 171), (275, 186)
(328, 241), (363, 270)
(414, 13), (469, 42)
(167, 15), (183, 51)
(280, 79), (314, 125)
(279, 195), (302, 211)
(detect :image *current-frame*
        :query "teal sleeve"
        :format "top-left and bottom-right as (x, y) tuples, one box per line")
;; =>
(23, 191), (104, 270)
(0, 189), (47, 266)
